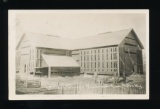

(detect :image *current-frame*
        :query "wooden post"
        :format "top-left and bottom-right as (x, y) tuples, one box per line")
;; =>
(75, 85), (77, 94)
(62, 86), (64, 94)
(117, 47), (120, 77)
(48, 67), (51, 78)
(101, 82), (103, 94)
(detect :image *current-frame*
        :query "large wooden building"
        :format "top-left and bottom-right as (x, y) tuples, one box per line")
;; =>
(16, 28), (144, 77)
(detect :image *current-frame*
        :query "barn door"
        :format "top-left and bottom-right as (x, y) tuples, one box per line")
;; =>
(137, 50), (143, 74)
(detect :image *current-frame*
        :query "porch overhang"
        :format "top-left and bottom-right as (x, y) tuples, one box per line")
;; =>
(42, 54), (80, 67)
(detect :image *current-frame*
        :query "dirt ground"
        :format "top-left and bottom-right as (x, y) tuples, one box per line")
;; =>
(16, 74), (146, 94)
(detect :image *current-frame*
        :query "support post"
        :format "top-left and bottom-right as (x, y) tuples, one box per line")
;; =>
(117, 47), (120, 83)
(48, 67), (51, 78)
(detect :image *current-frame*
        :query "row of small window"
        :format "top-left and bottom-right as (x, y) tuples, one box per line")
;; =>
(81, 53), (117, 61)
(81, 61), (117, 69)
(80, 47), (117, 55)
(24, 64), (33, 73)
(24, 64), (27, 73)
(81, 68), (117, 72)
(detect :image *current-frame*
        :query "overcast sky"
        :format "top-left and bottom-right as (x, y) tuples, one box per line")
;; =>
(15, 11), (147, 49)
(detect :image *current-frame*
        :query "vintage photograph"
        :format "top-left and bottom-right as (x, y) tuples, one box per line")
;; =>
(9, 10), (149, 100)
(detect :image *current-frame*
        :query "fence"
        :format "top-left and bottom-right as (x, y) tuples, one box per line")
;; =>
(44, 84), (146, 94)
(16, 75), (146, 94)
(16, 74), (41, 88)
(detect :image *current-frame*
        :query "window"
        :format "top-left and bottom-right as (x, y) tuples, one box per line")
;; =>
(111, 48), (112, 52)
(102, 62), (104, 68)
(102, 54), (104, 60)
(27, 64), (28, 72)
(114, 62), (117, 68)
(95, 62), (96, 68)
(111, 62), (112, 68)
(107, 62), (108, 68)
(91, 55), (92, 61)
(111, 53), (112, 60)
(102, 49), (104, 53)
(95, 55), (96, 60)
(87, 55), (89, 61)
(98, 54), (100, 60)
(24, 64), (26, 73)
(114, 53), (117, 60)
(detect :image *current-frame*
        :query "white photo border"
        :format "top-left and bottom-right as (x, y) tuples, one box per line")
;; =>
(8, 9), (149, 100)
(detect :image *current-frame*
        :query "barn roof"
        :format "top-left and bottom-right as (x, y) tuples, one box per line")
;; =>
(42, 54), (80, 67)
(23, 32), (73, 50)
(16, 28), (144, 50)
(72, 28), (134, 49)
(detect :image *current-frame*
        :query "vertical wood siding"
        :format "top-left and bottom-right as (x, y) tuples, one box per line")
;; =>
(78, 46), (118, 75)
(119, 32), (143, 76)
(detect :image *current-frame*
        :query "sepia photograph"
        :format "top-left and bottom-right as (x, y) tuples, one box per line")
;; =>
(8, 10), (149, 100)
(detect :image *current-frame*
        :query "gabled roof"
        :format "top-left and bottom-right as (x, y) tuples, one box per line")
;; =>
(42, 54), (80, 67)
(16, 28), (144, 50)
(17, 32), (73, 50)
(72, 28), (134, 49)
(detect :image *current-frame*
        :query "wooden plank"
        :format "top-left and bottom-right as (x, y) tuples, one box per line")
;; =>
(122, 47), (125, 76)
(125, 38), (137, 45)
(48, 67), (51, 78)
(138, 50), (143, 73)
(124, 47), (137, 53)
(125, 43), (137, 46)
(117, 47), (120, 77)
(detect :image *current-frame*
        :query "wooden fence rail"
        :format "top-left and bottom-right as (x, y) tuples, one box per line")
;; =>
(16, 75), (145, 95)
(44, 84), (146, 94)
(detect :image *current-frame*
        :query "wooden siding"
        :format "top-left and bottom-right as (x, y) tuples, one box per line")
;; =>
(40, 48), (68, 56)
(137, 50), (143, 73)
(29, 49), (36, 73)
(16, 50), (21, 72)
(119, 47), (125, 76)
(16, 35), (31, 74)
(78, 46), (118, 75)
(124, 38), (138, 46)
(126, 32), (136, 39)
(119, 32), (143, 76)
